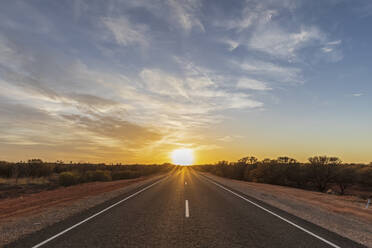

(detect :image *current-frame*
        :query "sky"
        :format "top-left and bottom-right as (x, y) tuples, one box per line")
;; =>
(0, 0), (371, 164)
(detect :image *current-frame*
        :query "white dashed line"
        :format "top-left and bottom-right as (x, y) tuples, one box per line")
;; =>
(185, 200), (190, 218)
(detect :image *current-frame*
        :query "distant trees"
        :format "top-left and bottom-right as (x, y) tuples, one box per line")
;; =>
(358, 166), (372, 187)
(195, 155), (372, 195)
(333, 165), (357, 195)
(238, 156), (258, 165)
(0, 160), (173, 186)
(308, 156), (341, 192)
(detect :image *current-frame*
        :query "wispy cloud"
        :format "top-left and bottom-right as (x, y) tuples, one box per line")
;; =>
(123, 0), (204, 33)
(1, 0), (365, 163)
(351, 93), (363, 97)
(213, 3), (278, 31)
(237, 78), (272, 91)
(102, 17), (148, 47)
(248, 26), (324, 60)
(237, 60), (303, 85)
(221, 39), (240, 51)
(167, 0), (204, 32)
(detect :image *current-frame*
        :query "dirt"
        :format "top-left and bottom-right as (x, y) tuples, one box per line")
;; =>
(0, 183), (57, 199)
(0, 174), (165, 247)
(201, 172), (372, 247)
(0, 177), (147, 220)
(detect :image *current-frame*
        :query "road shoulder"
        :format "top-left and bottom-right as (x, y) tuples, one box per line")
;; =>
(198, 172), (372, 248)
(0, 174), (166, 247)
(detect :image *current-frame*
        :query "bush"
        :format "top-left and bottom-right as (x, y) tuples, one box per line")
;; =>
(333, 166), (357, 194)
(358, 167), (372, 186)
(307, 156), (341, 192)
(0, 162), (12, 178)
(85, 170), (111, 182)
(59, 172), (79, 186)
(112, 170), (141, 180)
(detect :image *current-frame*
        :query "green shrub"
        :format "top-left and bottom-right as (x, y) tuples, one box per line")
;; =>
(85, 170), (111, 182)
(59, 172), (79, 186)
(112, 170), (141, 180)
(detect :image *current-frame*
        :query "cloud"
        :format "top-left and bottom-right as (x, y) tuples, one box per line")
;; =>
(218, 136), (234, 142)
(140, 69), (188, 98)
(238, 60), (303, 84)
(236, 78), (272, 91)
(322, 40), (341, 53)
(248, 26), (325, 60)
(221, 39), (240, 51)
(167, 0), (205, 32)
(0, 0), (353, 162)
(67, 93), (120, 111)
(102, 16), (148, 46)
(352, 93), (363, 97)
(217, 135), (244, 142)
(222, 93), (263, 109)
(0, 1), (52, 34)
(215, 1), (343, 63)
(320, 40), (343, 62)
(213, 3), (278, 31)
(139, 67), (263, 111)
(327, 40), (342, 46)
(124, 0), (204, 33)
(61, 114), (163, 148)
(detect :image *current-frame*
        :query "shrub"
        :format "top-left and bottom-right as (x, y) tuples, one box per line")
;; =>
(85, 170), (111, 182)
(59, 172), (79, 186)
(333, 166), (357, 195)
(307, 156), (341, 192)
(112, 170), (141, 180)
(0, 162), (12, 178)
(358, 166), (372, 186)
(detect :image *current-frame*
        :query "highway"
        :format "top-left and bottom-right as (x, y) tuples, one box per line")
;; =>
(8, 168), (365, 248)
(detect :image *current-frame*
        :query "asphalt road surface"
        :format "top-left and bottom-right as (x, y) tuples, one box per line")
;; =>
(8, 168), (365, 248)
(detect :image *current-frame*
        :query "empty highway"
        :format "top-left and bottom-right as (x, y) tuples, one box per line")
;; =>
(8, 168), (365, 248)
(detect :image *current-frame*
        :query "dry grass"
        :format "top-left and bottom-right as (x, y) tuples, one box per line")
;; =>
(0, 177), (50, 185)
(0, 177), (148, 220)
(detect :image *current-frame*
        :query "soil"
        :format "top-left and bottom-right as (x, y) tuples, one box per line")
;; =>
(202, 172), (372, 247)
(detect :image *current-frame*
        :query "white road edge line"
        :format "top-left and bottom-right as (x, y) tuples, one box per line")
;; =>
(32, 177), (167, 248)
(185, 200), (190, 218)
(202, 176), (341, 248)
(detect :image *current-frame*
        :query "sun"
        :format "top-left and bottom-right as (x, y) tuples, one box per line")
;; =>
(171, 148), (194, 166)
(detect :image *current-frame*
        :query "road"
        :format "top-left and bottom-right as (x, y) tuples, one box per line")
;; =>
(8, 168), (365, 248)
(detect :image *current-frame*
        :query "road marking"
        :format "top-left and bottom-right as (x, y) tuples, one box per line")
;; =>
(201, 176), (341, 248)
(185, 200), (190, 218)
(32, 177), (167, 248)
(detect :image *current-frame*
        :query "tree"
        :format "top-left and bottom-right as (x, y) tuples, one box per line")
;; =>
(357, 166), (372, 187)
(333, 165), (356, 195)
(277, 156), (297, 164)
(308, 156), (341, 192)
(238, 156), (258, 165)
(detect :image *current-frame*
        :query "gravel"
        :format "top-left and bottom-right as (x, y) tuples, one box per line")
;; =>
(201, 173), (372, 248)
(0, 174), (165, 247)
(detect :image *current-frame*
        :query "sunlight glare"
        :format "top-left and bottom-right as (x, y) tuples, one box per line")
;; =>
(171, 148), (194, 166)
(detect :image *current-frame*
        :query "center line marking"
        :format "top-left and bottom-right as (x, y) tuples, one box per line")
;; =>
(185, 200), (190, 218)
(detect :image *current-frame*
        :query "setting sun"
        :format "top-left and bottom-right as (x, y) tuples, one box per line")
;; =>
(171, 148), (194, 166)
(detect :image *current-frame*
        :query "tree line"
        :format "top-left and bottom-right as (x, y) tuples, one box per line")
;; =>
(194, 156), (372, 195)
(0, 160), (173, 186)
